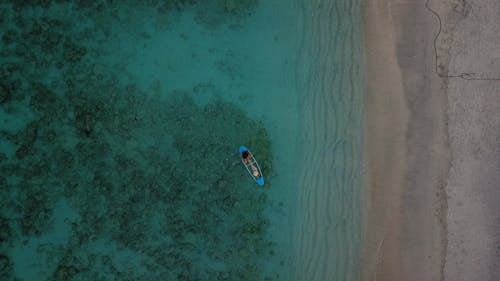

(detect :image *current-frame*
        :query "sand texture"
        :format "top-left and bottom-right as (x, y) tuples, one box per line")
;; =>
(364, 0), (500, 280)
(363, 0), (409, 280)
(437, 0), (500, 280)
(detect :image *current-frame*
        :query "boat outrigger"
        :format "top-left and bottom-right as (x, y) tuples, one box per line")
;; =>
(239, 146), (264, 186)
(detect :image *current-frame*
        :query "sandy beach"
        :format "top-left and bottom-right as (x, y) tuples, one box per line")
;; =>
(363, 0), (500, 280)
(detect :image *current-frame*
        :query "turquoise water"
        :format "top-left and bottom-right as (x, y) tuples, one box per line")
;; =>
(0, 1), (364, 280)
(292, 1), (365, 280)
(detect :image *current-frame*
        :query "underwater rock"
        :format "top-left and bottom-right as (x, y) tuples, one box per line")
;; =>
(45, 30), (62, 48)
(63, 39), (86, 63)
(223, 0), (236, 13)
(14, 121), (40, 159)
(38, 128), (57, 143)
(15, 143), (34, 159)
(0, 254), (11, 274)
(193, 0), (258, 27)
(73, 104), (98, 137)
(52, 149), (74, 169)
(0, 217), (11, 245)
(2, 63), (18, 77)
(53, 265), (80, 281)
(1, 29), (17, 45)
(0, 83), (10, 104)
(19, 121), (39, 144)
(29, 83), (66, 122)
(20, 191), (52, 236)
(29, 23), (42, 37)
(15, 0), (51, 9)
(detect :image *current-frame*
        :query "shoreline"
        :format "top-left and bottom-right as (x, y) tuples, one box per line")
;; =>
(364, 0), (500, 280)
(362, 0), (409, 279)
(363, 0), (450, 280)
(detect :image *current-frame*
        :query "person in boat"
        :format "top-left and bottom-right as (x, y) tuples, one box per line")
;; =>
(242, 150), (260, 178)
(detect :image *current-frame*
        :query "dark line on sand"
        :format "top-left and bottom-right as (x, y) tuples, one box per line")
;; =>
(424, 0), (500, 81)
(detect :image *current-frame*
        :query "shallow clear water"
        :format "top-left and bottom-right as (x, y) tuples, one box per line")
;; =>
(292, 1), (365, 280)
(0, 1), (364, 280)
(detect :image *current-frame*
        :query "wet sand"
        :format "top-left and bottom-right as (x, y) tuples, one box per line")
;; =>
(363, 0), (410, 279)
(363, 0), (500, 280)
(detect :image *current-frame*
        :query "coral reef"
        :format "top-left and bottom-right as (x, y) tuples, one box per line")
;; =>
(0, 254), (13, 280)
(0, 83), (10, 104)
(0, 217), (11, 247)
(0, 1), (277, 280)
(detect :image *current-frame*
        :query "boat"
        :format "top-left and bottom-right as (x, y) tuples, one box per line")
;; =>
(239, 146), (265, 186)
